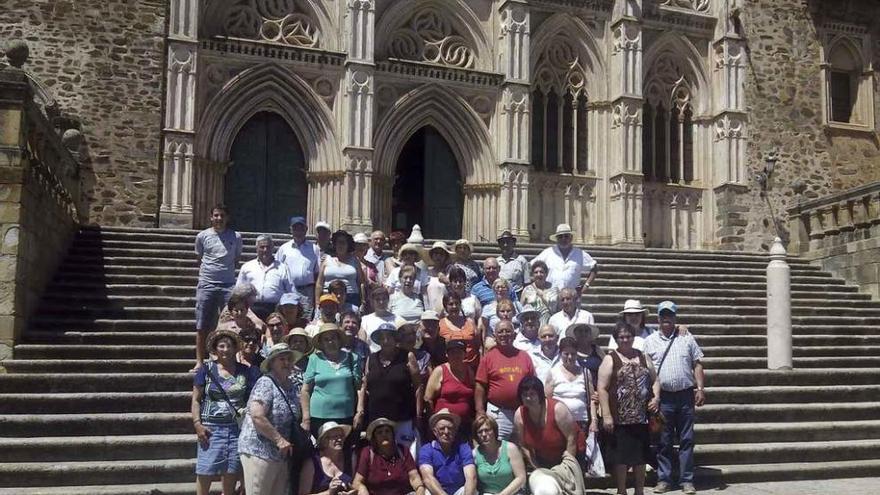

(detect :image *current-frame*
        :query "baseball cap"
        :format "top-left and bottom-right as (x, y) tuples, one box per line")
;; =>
(657, 300), (678, 315)
(318, 294), (339, 306)
(315, 221), (331, 232)
(289, 216), (306, 226)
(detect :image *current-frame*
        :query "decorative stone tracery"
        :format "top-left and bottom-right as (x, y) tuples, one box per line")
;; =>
(386, 6), (476, 69)
(661, 0), (711, 13)
(217, 0), (321, 48)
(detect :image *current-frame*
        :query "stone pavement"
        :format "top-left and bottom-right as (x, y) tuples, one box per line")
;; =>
(585, 477), (879, 494)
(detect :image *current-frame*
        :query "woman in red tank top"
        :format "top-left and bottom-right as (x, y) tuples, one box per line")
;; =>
(425, 340), (475, 434)
(514, 376), (578, 469)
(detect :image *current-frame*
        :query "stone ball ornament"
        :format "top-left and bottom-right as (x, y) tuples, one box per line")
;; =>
(62, 129), (84, 152)
(4, 40), (29, 68)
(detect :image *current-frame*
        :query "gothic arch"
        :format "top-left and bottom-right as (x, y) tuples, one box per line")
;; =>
(824, 36), (863, 69)
(530, 14), (606, 100)
(374, 0), (492, 71)
(643, 33), (710, 114)
(374, 84), (496, 185)
(200, 0), (338, 51)
(197, 63), (340, 174)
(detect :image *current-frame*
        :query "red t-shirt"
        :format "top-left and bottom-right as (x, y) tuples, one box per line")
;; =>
(476, 346), (535, 409)
(356, 445), (417, 495)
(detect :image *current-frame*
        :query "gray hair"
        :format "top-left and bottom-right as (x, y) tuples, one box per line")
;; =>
(255, 234), (273, 245)
(231, 283), (257, 300)
(483, 257), (499, 269)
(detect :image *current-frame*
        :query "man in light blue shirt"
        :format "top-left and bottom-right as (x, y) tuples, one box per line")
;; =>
(276, 216), (320, 318)
(237, 234), (294, 320)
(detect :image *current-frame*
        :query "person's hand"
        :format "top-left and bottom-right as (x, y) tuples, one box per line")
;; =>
(589, 419), (599, 433)
(677, 325), (690, 336)
(301, 418), (311, 433)
(195, 424), (212, 448)
(695, 389), (706, 407)
(648, 397), (660, 414)
(275, 437), (293, 458)
(329, 477), (345, 495)
(602, 417), (614, 433)
(590, 391), (599, 403)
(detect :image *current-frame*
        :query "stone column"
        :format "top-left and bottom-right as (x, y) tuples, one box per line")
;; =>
(767, 237), (793, 370)
(159, 0), (199, 227)
(339, 0), (376, 232)
(607, 6), (644, 246)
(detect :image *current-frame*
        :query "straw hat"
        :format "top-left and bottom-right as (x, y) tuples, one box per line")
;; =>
(429, 408), (461, 430)
(365, 417), (396, 442)
(205, 328), (242, 354)
(549, 223), (574, 241)
(282, 327), (313, 354)
(316, 421), (353, 446)
(312, 322), (344, 348)
(620, 299), (649, 315)
(567, 322), (600, 341)
(260, 343), (303, 373)
(398, 243), (422, 258)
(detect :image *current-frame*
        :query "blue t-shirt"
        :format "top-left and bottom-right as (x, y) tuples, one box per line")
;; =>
(418, 441), (475, 494)
(194, 361), (261, 425)
(195, 227), (242, 286)
(470, 279), (517, 307)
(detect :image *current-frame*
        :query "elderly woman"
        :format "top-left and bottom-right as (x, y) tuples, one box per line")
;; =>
(448, 266), (481, 322)
(238, 343), (305, 495)
(424, 340), (475, 438)
(262, 312), (289, 355)
(425, 241), (454, 313)
(384, 230), (407, 275)
(390, 265), (427, 322)
(418, 409), (478, 495)
(452, 239), (483, 292)
(316, 230), (366, 308)
(598, 322), (660, 495)
(217, 285), (264, 335)
(386, 243), (430, 295)
(482, 279), (521, 332)
(299, 422), (360, 495)
(284, 327), (313, 376)
(513, 376), (584, 495)
(360, 287), (397, 353)
(340, 310), (370, 361)
(472, 415), (527, 495)
(301, 323), (366, 437)
(439, 293), (482, 372)
(354, 418), (426, 495)
(238, 326), (264, 369)
(365, 321), (422, 456)
(546, 337), (598, 445)
(519, 261), (559, 326)
(192, 329), (260, 495)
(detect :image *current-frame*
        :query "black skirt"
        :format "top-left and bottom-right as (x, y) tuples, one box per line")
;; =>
(609, 423), (651, 466)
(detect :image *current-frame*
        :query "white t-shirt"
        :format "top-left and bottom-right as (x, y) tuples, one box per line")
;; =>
(548, 308), (595, 340)
(532, 245), (597, 290)
(549, 363), (590, 422)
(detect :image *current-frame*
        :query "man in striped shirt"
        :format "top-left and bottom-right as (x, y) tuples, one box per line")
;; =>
(643, 301), (705, 495)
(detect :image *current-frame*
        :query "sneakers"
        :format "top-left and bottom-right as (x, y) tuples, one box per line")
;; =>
(653, 482), (672, 493)
(682, 482), (697, 494)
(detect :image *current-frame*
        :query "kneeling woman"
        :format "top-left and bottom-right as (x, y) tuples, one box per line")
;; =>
(299, 422), (360, 495)
(353, 418), (426, 495)
(473, 415), (527, 495)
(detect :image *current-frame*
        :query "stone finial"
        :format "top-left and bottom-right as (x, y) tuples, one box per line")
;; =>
(790, 179), (807, 196)
(407, 224), (424, 245)
(4, 40), (29, 68)
(61, 129), (84, 152)
(769, 237), (786, 259)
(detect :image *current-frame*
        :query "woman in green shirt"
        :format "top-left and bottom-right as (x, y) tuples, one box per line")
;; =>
(300, 323), (366, 438)
(472, 415), (527, 495)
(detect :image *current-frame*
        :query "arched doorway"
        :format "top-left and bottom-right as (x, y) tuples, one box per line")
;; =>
(391, 127), (463, 239)
(226, 112), (307, 232)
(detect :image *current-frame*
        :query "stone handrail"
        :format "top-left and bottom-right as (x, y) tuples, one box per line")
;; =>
(787, 181), (880, 256)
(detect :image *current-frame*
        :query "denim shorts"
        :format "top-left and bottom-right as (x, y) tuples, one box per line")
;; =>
(196, 423), (242, 475)
(195, 284), (232, 331)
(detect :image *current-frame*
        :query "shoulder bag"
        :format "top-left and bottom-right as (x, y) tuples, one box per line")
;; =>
(205, 362), (246, 428)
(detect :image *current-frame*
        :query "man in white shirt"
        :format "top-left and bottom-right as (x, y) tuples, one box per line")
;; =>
(531, 223), (598, 294)
(236, 234), (294, 321)
(363, 230), (388, 285)
(513, 305), (541, 353)
(276, 216), (320, 319)
(529, 324), (560, 384)
(548, 288), (595, 339)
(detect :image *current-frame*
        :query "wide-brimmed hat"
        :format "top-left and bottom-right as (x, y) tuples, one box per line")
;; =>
(620, 299), (649, 315)
(398, 243), (421, 258)
(260, 343), (302, 373)
(283, 327), (313, 353)
(206, 328), (242, 353)
(370, 322), (397, 345)
(515, 305), (540, 324)
(312, 322), (344, 347)
(317, 421), (353, 446)
(429, 408), (461, 430)
(567, 322), (600, 341)
(549, 223), (574, 241)
(454, 239), (472, 250)
(353, 232), (369, 244)
(497, 230), (517, 243)
(658, 300), (678, 315)
(365, 417), (396, 442)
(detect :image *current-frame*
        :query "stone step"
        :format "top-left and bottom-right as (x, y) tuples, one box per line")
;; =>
(0, 392), (189, 414)
(0, 374), (192, 394)
(0, 458), (193, 488)
(0, 434), (192, 462)
(695, 439), (880, 465)
(701, 345), (880, 358)
(702, 356), (880, 369)
(705, 368), (880, 387)
(2, 358), (196, 374)
(697, 420), (880, 443)
(595, 277), (853, 291)
(693, 459), (880, 484)
(0, 482), (215, 495)
(695, 402), (880, 423)
(707, 385), (880, 404)
(0, 413), (191, 437)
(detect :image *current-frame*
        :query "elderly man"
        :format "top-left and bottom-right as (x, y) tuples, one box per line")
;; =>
(315, 220), (332, 260)
(643, 301), (705, 495)
(513, 305), (541, 352)
(475, 320), (535, 440)
(236, 234), (294, 321)
(529, 324), (560, 384)
(547, 288), (595, 339)
(470, 257), (516, 306)
(418, 409), (477, 495)
(363, 230), (389, 286)
(193, 205), (242, 370)
(276, 216), (320, 319)
(496, 230), (529, 297)
(531, 223), (597, 294)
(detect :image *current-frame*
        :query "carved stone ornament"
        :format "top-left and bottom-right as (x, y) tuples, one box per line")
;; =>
(224, 0), (319, 48)
(500, 6), (528, 36)
(612, 23), (641, 54)
(661, 0), (710, 13)
(645, 57), (692, 110)
(611, 101), (641, 128)
(386, 7), (477, 69)
(713, 114), (743, 141)
(534, 34), (588, 97)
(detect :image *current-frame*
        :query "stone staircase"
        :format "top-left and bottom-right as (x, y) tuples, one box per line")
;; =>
(1, 226), (879, 494)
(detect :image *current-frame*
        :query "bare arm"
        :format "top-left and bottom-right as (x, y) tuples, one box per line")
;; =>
(498, 441), (527, 495)
(512, 409), (536, 470)
(419, 465), (448, 495)
(314, 260), (326, 305)
(408, 468), (426, 495)
(474, 381), (487, 417)
(407, 351), (421, 388)
(191, 385), (211, 447)
(463, 464), (478, 495)
(300, 382), (312, 432)
(424, 365), (443, 410)
(586, 370), (599, 432)
(597, 355), (614, 433)
(250, 400), (292, 457)
(554, 401), (578, 457)
(694, 360), (706, 406)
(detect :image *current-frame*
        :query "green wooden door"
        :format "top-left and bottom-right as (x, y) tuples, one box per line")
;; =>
(226, 112), (307, 233)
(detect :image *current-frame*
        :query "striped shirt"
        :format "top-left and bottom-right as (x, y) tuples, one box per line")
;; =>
(643, 330), (704, 393)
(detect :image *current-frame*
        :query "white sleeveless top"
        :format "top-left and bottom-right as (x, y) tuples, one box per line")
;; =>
(549, 363), (589, 422)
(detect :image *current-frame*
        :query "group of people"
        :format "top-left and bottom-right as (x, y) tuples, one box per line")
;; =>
(192, 205), (706, 495)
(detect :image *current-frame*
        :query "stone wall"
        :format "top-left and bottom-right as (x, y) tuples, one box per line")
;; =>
(0, 0), (167, 226)
(735, 0), (880, 252)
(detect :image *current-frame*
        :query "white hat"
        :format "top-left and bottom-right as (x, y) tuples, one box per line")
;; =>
(353, 232), (369, 244)
(620, 299), (648, 314)
(549, 224), (574, 241)
(315, 221), (331, 232)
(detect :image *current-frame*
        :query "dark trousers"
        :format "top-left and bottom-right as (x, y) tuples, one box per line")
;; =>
(658, 388), (696, 485)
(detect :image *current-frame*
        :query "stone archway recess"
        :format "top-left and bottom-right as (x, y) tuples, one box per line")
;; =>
(196, 63), (342, 230)
(373, 85), (499, 240)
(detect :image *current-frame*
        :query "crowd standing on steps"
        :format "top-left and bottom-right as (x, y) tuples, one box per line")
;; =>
(191, 205), (706, 495)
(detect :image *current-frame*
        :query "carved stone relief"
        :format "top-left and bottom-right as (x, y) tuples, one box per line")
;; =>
(386, 6), (477, 69)
(222, 0), (320, 48)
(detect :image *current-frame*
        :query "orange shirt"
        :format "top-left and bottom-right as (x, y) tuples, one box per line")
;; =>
(439, 317), (480, 370)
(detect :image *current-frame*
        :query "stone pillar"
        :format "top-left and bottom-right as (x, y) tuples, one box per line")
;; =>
(191, 157), (230, 228)
(767, 237), (793, 370)
(340, 0), (376, 232)
(159, 0), (199, 227)
(500, 165), (530, 240)
(607, 6), (644, 246)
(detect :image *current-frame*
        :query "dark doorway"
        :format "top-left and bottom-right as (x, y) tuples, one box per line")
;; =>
(392, 127), (463, 239)
(226, 112), (307, 233)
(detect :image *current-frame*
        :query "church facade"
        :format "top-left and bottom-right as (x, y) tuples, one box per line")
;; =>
(4, 0), (879, 251)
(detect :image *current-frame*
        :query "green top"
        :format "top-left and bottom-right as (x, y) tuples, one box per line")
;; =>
(474, 440), (514, 494)
(303, 350), (362, 419)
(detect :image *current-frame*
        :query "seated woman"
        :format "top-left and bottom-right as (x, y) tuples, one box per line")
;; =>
(513, 376), (584, 495)
(447, 267), (481, 323)
(353, 418), (426, 495)
(385, 243), (430, 295)
(472, 415), (527, 495)
(299, 422), (360, 495)
(481, 279), (522, 338)
(329, 279), (359, 316)
(519, 261), (558, 327)
(218, 283), (265, 334)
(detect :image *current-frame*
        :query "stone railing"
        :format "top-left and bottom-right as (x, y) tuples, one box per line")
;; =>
(788, 181), (880, 299)
(0, 41), (83, 364)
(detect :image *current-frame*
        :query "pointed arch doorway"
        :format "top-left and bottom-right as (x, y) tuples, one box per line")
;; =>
(391, 127), (463, 239)
(225, 111), (308, 233)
